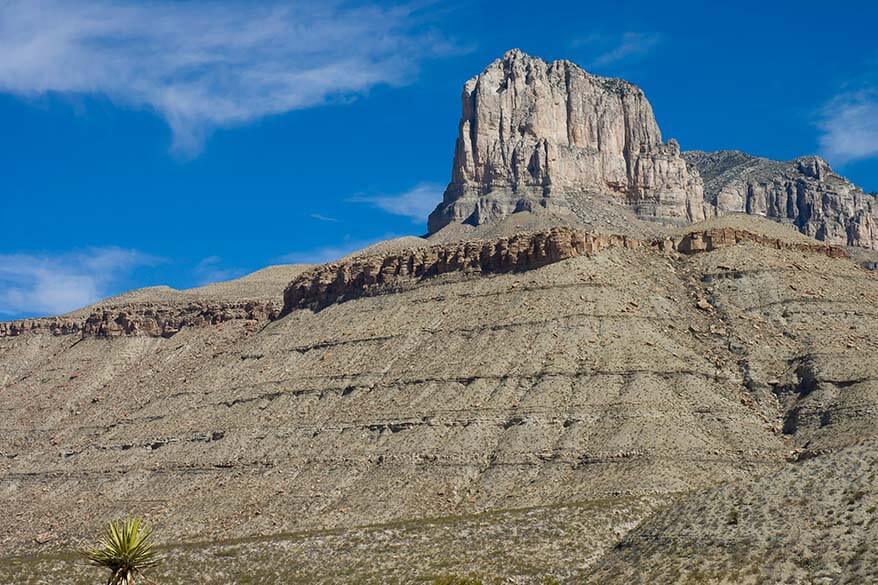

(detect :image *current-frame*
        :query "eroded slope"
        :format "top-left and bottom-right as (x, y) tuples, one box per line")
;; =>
(1, 218), (876, 584)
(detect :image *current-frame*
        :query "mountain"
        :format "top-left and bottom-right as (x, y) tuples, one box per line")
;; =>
(429, 50), (878, 251)
(1, 51), (878, 584)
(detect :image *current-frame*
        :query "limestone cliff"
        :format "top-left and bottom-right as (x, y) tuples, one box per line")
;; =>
(685, 150), (878, 249)
(428, 50), (878, 251)
(427, 49), (708, 233)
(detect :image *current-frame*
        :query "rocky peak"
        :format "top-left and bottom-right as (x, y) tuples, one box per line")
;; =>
(427, 51), (878, 250)
(684, 150), (878, 249)
(794, 155), (831, 180)
(428, 50), (707, 234)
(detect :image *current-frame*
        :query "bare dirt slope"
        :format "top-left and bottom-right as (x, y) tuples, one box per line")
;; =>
(1, 215), (877, 583)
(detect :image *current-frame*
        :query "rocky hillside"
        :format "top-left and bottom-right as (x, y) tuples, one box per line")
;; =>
(2, 215), (877, 584)
(588, 438), (878, 584)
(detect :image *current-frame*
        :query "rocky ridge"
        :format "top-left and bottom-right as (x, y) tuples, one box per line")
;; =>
(2, 225), (847, 339)
(0, 300), (278, 338)
(685, 149), (878, 249)
(428, 50), (878, 250)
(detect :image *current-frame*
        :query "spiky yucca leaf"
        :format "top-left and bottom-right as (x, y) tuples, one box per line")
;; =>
(83, 517), (160, 585)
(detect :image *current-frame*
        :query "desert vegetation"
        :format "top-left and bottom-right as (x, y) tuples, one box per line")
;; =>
(82, 518), (160, 585)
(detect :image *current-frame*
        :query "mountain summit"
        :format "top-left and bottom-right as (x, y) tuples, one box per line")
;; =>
(430, 50), (878, 249)
(428, 49), (707, 233)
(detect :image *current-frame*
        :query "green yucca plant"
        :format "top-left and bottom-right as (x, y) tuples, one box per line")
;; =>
(83, 517), (160, 585)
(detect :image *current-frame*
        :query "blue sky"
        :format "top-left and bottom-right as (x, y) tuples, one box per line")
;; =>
(1, 0), (877, 319)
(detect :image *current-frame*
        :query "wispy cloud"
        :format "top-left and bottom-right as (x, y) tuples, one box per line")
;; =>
(277, 233), (411, 264)
(309, 213), (339, 223)
(818, 90), (878, 166)
(193, 256), (247, 285)
(0, 247), (159, 317)
(349, 182), (443, 223)
(574, 32), (662, 69)
(0, 0), (458, 155)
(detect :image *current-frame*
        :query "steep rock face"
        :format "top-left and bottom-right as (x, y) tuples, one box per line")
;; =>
(685, 150), (878, 249)
(428, 50), (707, 233)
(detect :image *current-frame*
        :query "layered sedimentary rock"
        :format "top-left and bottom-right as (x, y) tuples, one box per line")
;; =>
(685, 150), (878, 249)
(2, 214), (877, 583)
(427, 49), (707, 233)
(283, 226), (847, 313)
(0, 300), (278, 338)
(282, 229), (640, 312)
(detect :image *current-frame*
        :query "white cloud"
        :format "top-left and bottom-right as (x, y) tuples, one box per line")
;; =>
(579, 32), (662, 69)
(818, 90), (878, 165)
(350, 182), (443, 223)
(0, 0), (457, 155)
(0, 247), (159, 317)
(309, 213), (339, 223)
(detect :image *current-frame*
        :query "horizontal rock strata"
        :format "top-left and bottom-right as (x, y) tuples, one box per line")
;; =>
(0, 301), (278, 338)
(674, 227), (849, 257)
(1, 228), (850, 337)
(2, 218), (875, 572)
(283, 227), (848, 313)
(282, 229), (638, 312)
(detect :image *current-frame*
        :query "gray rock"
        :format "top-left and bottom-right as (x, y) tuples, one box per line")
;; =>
(684, 150), (878, 249)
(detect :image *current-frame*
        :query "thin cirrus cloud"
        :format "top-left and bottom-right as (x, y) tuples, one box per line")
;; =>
(277, 233), (411, 264)
(0, 247), (160, 318)
(309, 213), (340, 223)
(818, 90), (878, 166)
(574, 32), (663, 69)
(349, 183), (443, 223)
(193, 256), (247, 286)
(0, 0), (459, 155)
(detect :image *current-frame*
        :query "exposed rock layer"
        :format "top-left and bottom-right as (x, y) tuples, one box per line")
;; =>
(1, 227), (849, 339)
(428, 49), (707, 233)
(283, 226), (847, 313)
(685, 150), (878, 249)
(0, 301), (278, 338)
